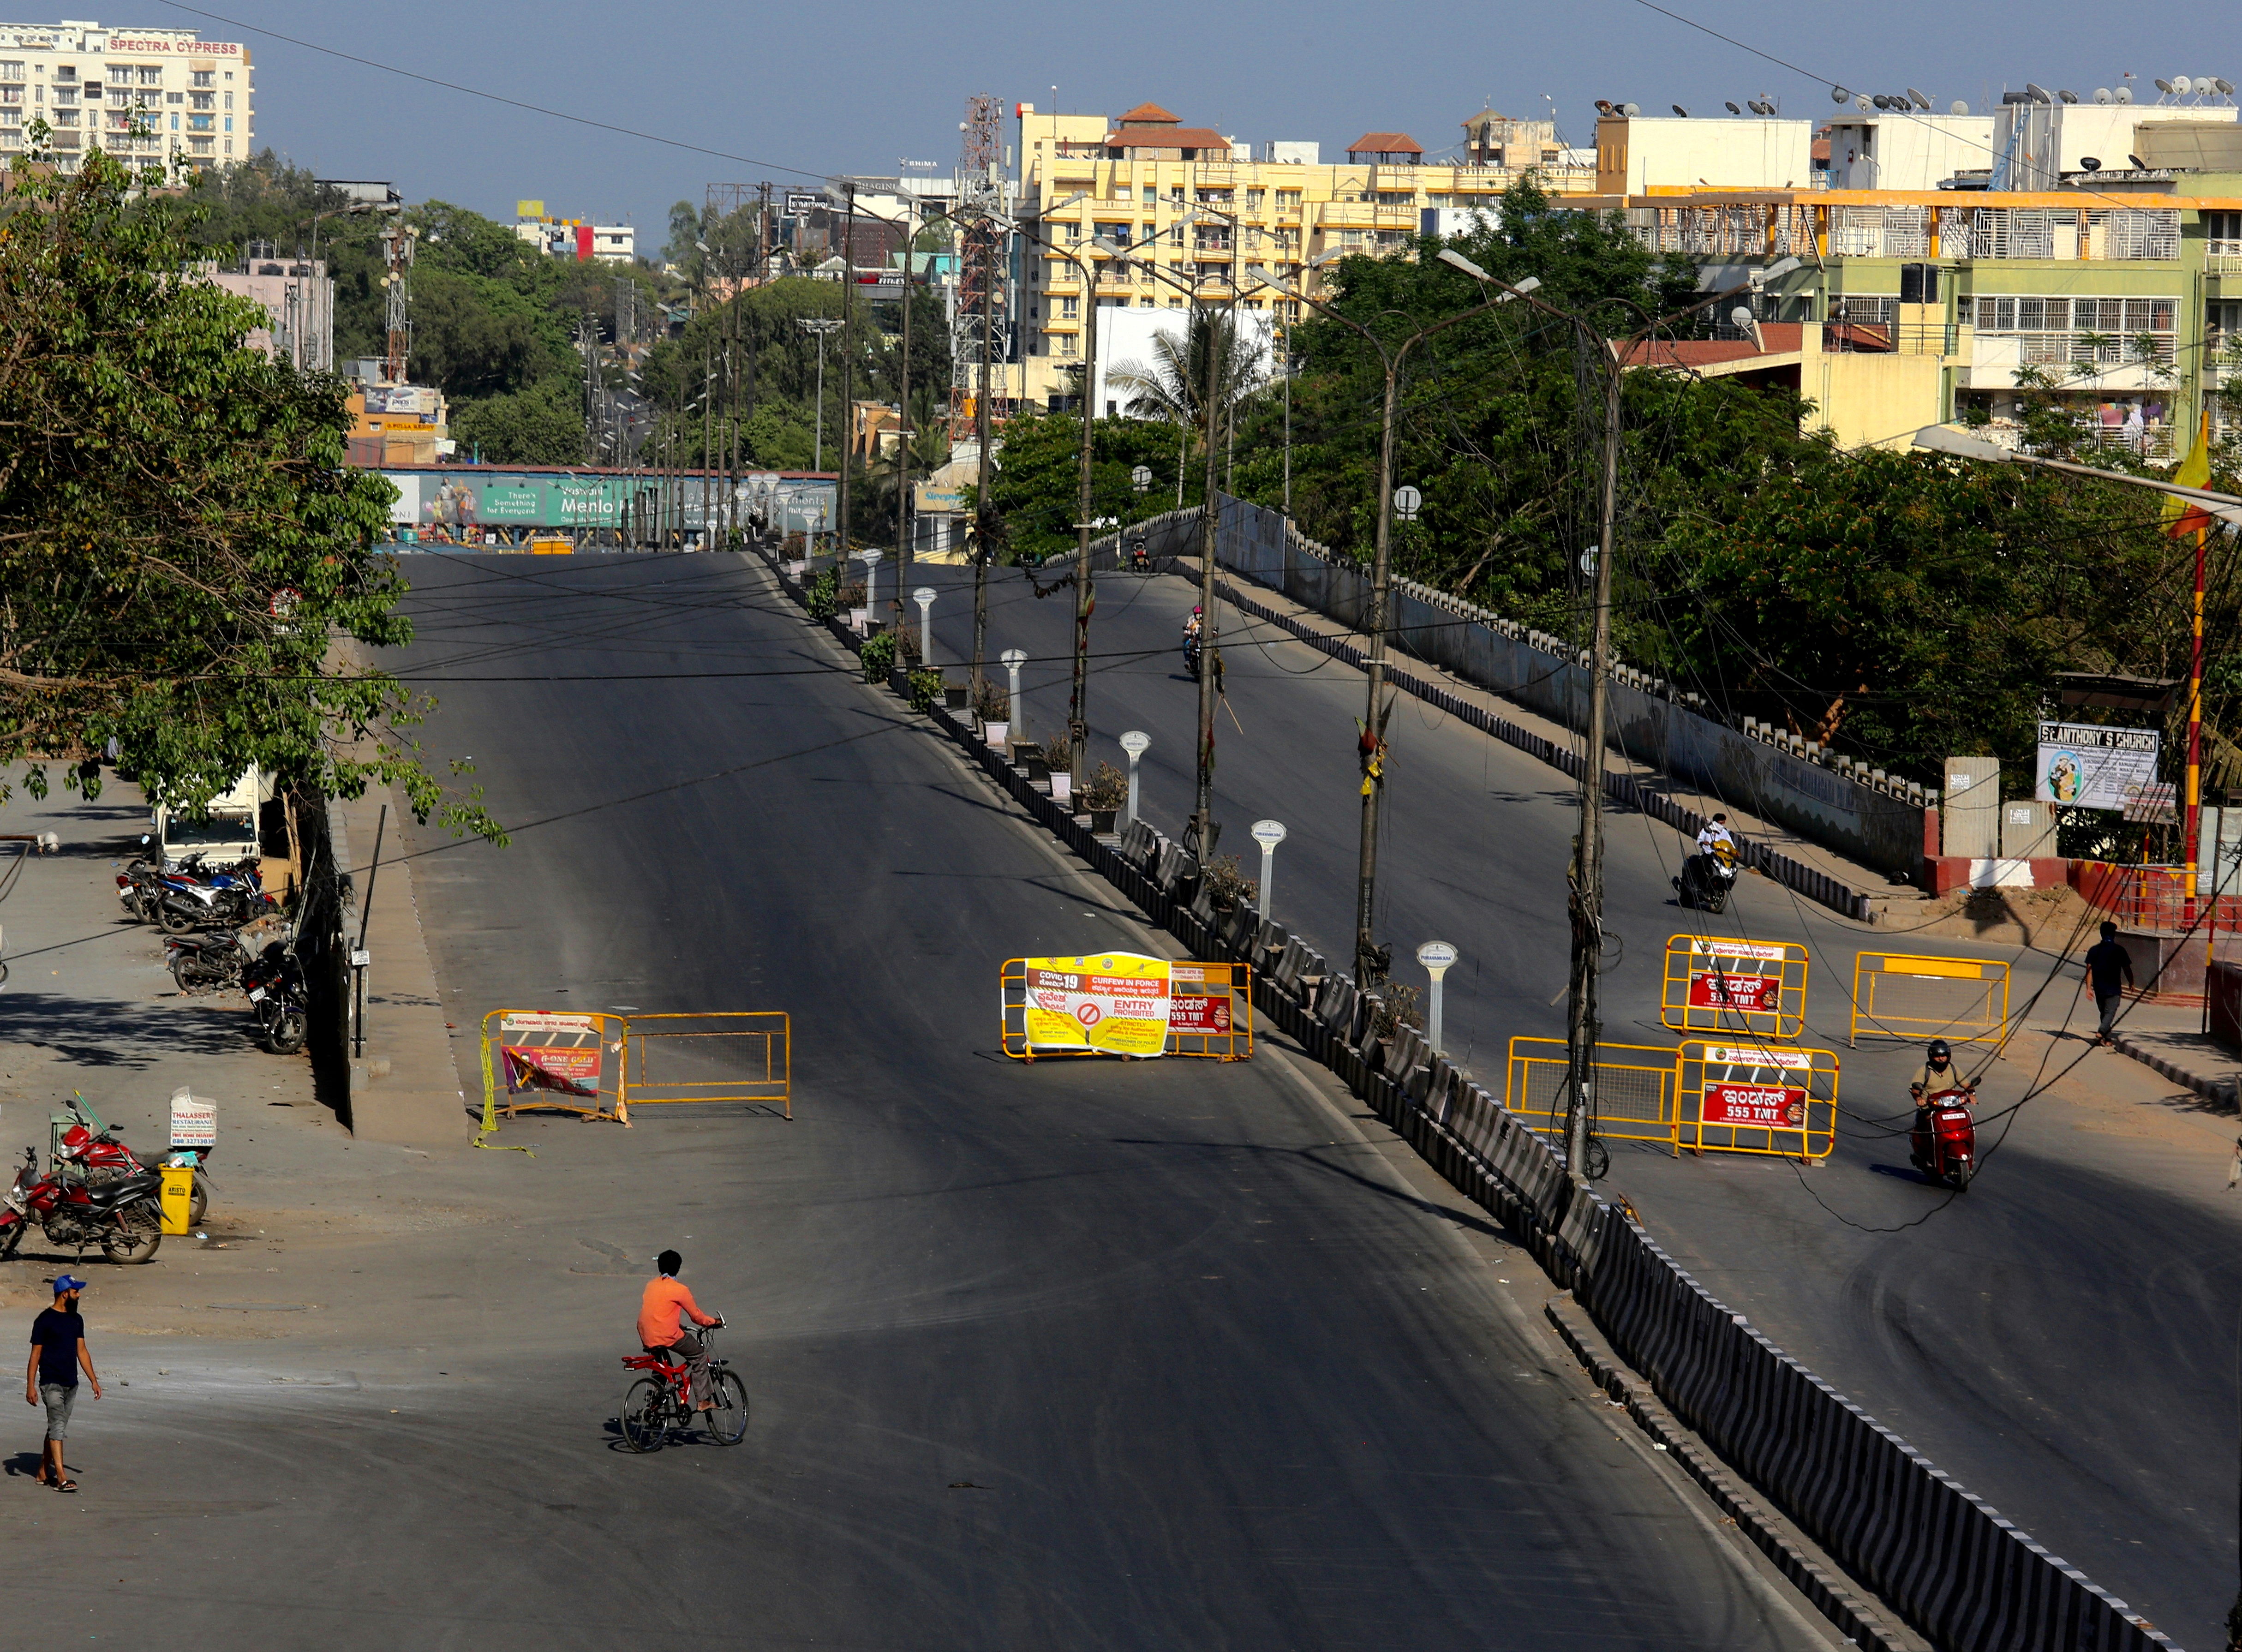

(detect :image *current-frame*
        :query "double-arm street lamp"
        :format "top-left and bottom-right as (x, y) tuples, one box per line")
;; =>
(1255, 248), (1542, 986)
(1441, 246), (1802, 1183)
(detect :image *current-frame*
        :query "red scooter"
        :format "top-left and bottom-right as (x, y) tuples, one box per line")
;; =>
(1909, 1082), (1979, 1191)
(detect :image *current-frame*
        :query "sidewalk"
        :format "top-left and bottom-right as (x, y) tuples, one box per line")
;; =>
(2110, 1000), (2242, 1108)
(327, 786), (472, 1147)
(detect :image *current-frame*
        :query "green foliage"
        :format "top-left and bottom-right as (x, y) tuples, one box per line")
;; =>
(450, 377), (588, 466)
(803, 568), (840, 620)
(0, 149), (499, 838)
(983, 412), (1195, 563)
(859, 629), (896, 681)
(1082, 761), (1129, 810)
(907, 667), (944, 713)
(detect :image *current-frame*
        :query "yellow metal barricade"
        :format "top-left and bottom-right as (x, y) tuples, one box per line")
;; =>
(1848, 952), (2010, 1048)
(1678, 1038), (1838, 1160)
(1504, 1036), (1680, 1153)
(1661, 933), (1809, 1041)
(622, 1013), (792, 1119)
(479, 1009), (629, 1125)
(999, 959), (1252, 1059)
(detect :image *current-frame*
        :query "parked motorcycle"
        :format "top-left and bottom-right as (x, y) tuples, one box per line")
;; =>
(0, 1147), (163, 1263)
(1674, 839), (1740, 914)
(167, 928), (249, 994)
(1909, 1082), (1980, 1191)
(54, 1095), (209, 1225)
(242, 941), (309, 1055)
(154, 861), (271, 934)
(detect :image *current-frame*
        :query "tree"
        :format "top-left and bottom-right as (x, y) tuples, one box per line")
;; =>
(450, 378), (587, 466)
(0, 146), (498, 836)
(981, 411), (1197, 563)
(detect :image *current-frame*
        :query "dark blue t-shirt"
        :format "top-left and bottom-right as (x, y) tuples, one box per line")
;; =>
(2085, 940), (2133, 997)
(30, 1307), (82, 1387)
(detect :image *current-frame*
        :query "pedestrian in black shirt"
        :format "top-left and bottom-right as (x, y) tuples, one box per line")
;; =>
(2084, 922), (2136, 1047)
(24, 1274), (98, 1492)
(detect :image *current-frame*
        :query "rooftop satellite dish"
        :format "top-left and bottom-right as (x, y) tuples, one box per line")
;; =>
(1753, 99), (1775, 114)
(1622, 102), (1640, 117)
(2129, 153), (2149, 169)
(2094, 87), (2113, 103)
(2058, 89), (2080, 103)
(1673, 104), (1690, 117)
(1951, 100), (1970, 114)
(2154, 78), (2174, 94)
(1832, 85), (1851, 104)
(1725, 100), (1741, 114)
(2079, 156), (2102, 171)
(1909, 89), (1932, 109)
(2172, 75), (2193, 95)
(1854, 94), (1872, 110)
(2114, 86), (2132, 103)
(1595, 99), (1615, 114)
(2025, 83), (2052, 102)
(2219, 78), (2236, 96)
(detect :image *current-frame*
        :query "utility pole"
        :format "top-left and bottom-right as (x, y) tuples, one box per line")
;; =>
(1067, 249), (1100, 798)
(971, 216), (994, 697)
(894, 209), (914, 635)
(837, 182), (859, 570)
(1190, 307), (1223, 860)
(1563, 348), (1624, 1181)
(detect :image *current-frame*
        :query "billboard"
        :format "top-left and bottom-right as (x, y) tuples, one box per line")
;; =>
(1018, 952), (1171, 1056)
(2034, 720), (2162, 812)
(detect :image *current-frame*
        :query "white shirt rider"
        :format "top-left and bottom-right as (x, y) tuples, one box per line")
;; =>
(1696, 816), (1736, 857)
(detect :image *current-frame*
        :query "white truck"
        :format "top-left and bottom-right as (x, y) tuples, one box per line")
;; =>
(151, 766), (269, 867)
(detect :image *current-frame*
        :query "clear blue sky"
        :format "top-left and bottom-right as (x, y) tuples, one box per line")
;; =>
(151, 0), (2228, 237)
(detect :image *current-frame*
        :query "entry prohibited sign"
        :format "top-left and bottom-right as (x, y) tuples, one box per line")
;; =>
(1019, 952), (1172, 1056)
(1660, 934), (1809, 1041)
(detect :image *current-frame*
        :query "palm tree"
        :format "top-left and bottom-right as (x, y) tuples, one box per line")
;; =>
(1108, 307), (1267, 505)
(1109, 309), (1265, 431)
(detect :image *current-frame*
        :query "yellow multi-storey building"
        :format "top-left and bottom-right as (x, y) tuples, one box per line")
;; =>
(1015, 101), (1595, 410)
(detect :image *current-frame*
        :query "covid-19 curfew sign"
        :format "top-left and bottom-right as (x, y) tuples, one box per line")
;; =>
(1019, 953), (1172, 1056)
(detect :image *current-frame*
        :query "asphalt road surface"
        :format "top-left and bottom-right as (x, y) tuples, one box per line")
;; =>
(205, 547), (1830, 1651)
(897, 552), (2239, 1647)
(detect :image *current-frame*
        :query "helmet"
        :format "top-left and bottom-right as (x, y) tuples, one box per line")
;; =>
(1192, 605), (1202, 616)
(1926, 1039), (1951, 1064)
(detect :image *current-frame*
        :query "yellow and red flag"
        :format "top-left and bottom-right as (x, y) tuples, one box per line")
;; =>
(2162, 410), (2214, 539)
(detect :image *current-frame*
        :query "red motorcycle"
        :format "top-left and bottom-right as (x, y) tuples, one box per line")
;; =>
(1909, 1082), (1980, 1191)
(54, 1098), (209, 1226)
(0, 1147), (163, 1263)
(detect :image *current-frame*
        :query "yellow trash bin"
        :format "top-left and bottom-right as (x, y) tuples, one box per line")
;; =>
(158, 1164), (195, 1236)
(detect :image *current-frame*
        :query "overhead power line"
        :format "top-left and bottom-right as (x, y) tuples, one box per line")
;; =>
(149, 0), (831, 183)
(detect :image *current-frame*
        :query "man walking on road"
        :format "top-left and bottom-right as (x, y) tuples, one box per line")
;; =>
(25, 1275), (99, 1492)
(2084, 922), (2135, 1047)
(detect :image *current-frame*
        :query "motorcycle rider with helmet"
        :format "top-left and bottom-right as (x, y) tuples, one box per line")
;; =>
(1909, 1038), (1973, 1132)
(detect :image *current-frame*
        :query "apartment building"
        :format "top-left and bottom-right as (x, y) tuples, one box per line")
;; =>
(1614, 176), (2242, 452)
(512, 205), (636, 263)
(0, 20), (251, 171)
(1014, 99), (1596, 409)
(205, 247), (333, 371)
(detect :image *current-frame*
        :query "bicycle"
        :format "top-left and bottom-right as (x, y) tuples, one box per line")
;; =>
(619, 1323), (749, 1451)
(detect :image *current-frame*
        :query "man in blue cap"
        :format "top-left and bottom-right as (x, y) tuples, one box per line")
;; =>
(25, 1275), (100, 1492)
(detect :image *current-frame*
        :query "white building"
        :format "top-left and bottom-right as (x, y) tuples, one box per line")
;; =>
(512, 207), (636, 263)
(1988, 98), (2236, 188)
(1593, 113), (1813, 192)
(1090, 305), (1277, 423)
(0, 20), (251, 172)
(1823, 113), (1995, 191)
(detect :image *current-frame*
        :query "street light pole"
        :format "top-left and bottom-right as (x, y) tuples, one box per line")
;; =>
(1269, 252), (1542, 985)
(1442, 245), (1797, 1179)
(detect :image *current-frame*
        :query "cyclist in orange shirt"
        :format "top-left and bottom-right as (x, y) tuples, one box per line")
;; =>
(639, 1250), (723, 1412)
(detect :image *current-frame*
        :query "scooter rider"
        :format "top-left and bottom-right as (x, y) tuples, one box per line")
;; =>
(1908, 1039), (1973, 1131)
(1696, 813), (1737, 858)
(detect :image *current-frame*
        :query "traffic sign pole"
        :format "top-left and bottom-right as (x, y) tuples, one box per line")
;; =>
(1119, 730), (1150, 827)
(1250, 819), (1288, 924)
(1417, 940), (1458, 1054)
